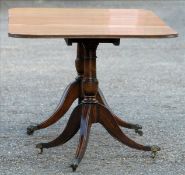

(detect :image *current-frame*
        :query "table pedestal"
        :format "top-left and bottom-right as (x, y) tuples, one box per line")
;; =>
(27, 39), (160, 171)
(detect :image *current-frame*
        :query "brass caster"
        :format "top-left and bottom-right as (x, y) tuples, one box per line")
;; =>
(27, 125), (38, 135)
(134, 124), (142, 130)
(70, 159), (79, 172)
(36, 143), (44, 154)
(135, 129), (143, 136)
(151, 145), (161, 159)
(130, 124), (142, 130)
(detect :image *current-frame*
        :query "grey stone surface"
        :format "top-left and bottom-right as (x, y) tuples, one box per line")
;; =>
(0, 0), (185, 175)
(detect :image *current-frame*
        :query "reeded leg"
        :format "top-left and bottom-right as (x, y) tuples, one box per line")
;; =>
(27, 43), (84, 135)
(71, 104), (92, 171)
(97, 89), (143, 135)
(71, 41), (98, 171)
(98, 103), (160, 152)
(36, 104), (82, 153)
(27, 80), (80, 135)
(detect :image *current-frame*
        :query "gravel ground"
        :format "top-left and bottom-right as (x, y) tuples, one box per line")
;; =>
(0, 0), (185, 175)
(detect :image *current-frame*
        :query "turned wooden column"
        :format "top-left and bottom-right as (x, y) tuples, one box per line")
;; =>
(75, 43), (84, 79)
(75, 43), (84, 104)
(82, 41), (99, 104)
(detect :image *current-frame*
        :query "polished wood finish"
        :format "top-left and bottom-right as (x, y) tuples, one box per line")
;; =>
(31, 41), (160, 171)
(9, 8), (177, 171)
(27, 45), (84, 134)
(27, 40), (139, 134)
(36, 105), (82, 149)
(97, 89), (142, 133)
(8, 8), (177, 38)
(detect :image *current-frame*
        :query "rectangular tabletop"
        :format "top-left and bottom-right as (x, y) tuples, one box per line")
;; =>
(8, 8), (177, 38)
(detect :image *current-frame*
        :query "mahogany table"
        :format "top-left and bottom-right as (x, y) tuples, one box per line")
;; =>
(8, 8), (177, 171)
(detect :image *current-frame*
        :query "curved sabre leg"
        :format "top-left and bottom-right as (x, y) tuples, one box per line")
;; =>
(27, 80), (80, 135)
(36, 104), (82, 153)
(71, 104), (92, 171)
(97, 89), (143, 135)
(98, 103), (160, 153)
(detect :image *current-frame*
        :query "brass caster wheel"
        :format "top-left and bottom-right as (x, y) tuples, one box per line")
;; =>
(135, 128), (143, 136)
(70, 159), (79, 172)
(151, 145), (161, 158)
(134, 124), (142, 130)
(27, 125), (38, 135)
(36, 143), (44, 154)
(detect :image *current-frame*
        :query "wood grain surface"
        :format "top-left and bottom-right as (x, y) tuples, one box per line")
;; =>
(8, 8), (177, 38)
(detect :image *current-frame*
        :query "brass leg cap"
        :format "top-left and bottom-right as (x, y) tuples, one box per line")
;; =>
(151, 145), (161, 158)
(70, 159), (79, 172)
(36, 143), (44, 154)
(27, 125), (38, 135)
(135, 129), (143, 136)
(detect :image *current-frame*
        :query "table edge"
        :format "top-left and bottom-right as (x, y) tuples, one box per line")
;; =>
(8, 33), (178, 39)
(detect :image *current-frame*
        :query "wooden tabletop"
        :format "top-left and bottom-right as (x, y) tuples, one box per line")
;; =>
(8, 8), (177, 38)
